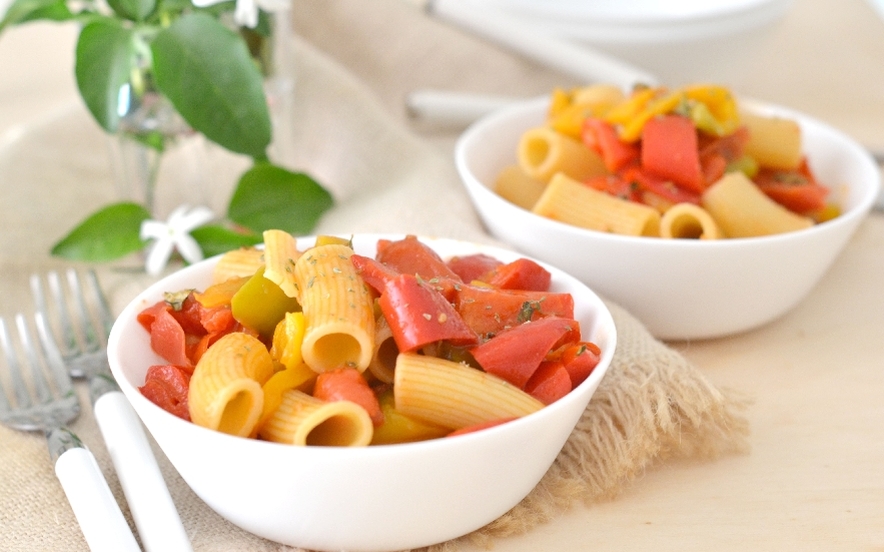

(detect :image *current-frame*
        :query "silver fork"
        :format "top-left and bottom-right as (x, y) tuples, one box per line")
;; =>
(31, 269), (192, 552)
(0, 313), (140, 552)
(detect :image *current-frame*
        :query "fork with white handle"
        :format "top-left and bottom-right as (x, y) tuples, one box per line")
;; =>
(31, 270), (192, 552)
(0, 314), (141, 552)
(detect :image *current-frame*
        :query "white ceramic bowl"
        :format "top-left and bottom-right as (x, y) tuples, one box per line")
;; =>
(476, 0), (793, 83)
(107, 234), (617, 552)
(455, 97), (880, 341)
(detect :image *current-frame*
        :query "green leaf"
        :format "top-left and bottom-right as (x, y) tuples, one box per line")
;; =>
(0, 0), (73, 31)
(106, 0), (156, 22)
(191, 224), (263, 258)
(228, 163), (334, 235)
(75, 19), (137, 133)
(51, 202), (151, 262)
(151, 13), (272, 158)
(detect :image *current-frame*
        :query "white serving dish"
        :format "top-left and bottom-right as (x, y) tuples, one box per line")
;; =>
(107, 234), (617, 552)
(454, 97), (880, 340)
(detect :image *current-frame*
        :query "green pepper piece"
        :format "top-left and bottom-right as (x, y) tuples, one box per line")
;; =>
(231, 267), (301, 340)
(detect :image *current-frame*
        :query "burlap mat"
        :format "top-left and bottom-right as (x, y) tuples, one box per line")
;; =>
(0, 19), (750, 552)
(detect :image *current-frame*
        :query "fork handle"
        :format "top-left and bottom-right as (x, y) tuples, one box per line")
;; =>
(54, 443), (142, 552)
(94, 391), (192, 552)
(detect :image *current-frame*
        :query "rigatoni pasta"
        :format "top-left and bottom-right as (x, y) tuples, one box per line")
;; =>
(533, 172), (661, 236)
(188, 332), (275, 437)
(494, 83), (836, 240)
(259, 389), (373, 446)
(517, 127), (607, 183)
(659, 203), (724, 240)
(701, 172), (814, 237)
(393, 353), (544, 430)
(294, 243), (376, 373)
(138, 234), (604, 447)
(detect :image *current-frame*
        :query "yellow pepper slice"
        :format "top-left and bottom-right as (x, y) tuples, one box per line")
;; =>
(270, 312), (307, 370)
(370, 389), (449, 445)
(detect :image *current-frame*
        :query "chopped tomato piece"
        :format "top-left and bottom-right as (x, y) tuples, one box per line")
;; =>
(753, 159), (829, 214)
(471, 317), (580, 389)
(481, 258), (552, 292)
(582, 117), (640, 172)
(446, 254), (503, 283)
(641, 114), (705, 193)
(524, 360), (572, 404)
(139, 365), (192, 421)
(314, 368), (384, 426)
(379, 274), (478, 352)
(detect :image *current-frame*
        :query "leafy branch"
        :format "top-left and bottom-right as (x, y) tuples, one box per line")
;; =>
(1, 0), (333, 266)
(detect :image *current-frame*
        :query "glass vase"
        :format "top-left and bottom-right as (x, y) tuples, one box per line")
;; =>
(108, 9), (295, 218)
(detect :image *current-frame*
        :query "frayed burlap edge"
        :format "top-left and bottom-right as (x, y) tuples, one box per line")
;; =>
(421, 301), (753, 552)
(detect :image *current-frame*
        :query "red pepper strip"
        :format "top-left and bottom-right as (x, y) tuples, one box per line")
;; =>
(524, 360), (572, 405)
(582, 117), (640, 173)
(559, 341), (601, 388)
(754, 159), (829, 214)
(351, 254), (400, 294)
(481, 258), (552, 292)
(470, 316), (581, 389)
(641, 114), (705, 194)
(621, 166), (702, 206)
(455, 285), (575, 339)
(139, 364), (192, 421)
(376, 235), (464, 284)
(379, 274), (478, 353)
(446, 253), (504, 284)
(314, 368), (384, 426)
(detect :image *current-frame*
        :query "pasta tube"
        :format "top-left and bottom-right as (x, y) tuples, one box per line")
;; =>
(701, 172), (814, 237)
(517, 127), (607, 183)
(212, 247), (264, 284)
(533, 172), (661, 237)
(188, 332), (275, 437)
(394, 353), (544, 430)
(494, 164), (546, 210)
(262, 229), (301, 298)
(367, 315), (397, 384)
(294, 244), (376, 373)
(740, 110), (802, 170)
(660, 203), (724, 240)
(259, 389), (373, 447)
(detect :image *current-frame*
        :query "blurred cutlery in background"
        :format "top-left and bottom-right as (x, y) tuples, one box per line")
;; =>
(402, 0), (659, 89)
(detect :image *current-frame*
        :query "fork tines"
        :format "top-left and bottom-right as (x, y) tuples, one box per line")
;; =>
(0, 314), (79, 432)
(30, 270), (115, 379)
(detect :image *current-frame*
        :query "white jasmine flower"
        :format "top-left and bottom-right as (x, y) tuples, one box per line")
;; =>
(192, 0), (290, 28)
(140, 205), (215, 276)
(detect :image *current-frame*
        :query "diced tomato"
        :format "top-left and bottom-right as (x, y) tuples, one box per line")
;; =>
(641, 114), (705, 194)
(582, 117), (640, 172)
(138, 301), (192, 367)
(481, 258), (552, 292)
(314, 368), (384, 426)
(455, 285), (575, 339)
(585, 174), (641, 202)
(559, 342), (601, 388)
(524, 360), (572, 405)
(470, 317), (581, 389)
(446, 254), (503, 283)
(753, 159), (829, 214)
(379, 274), (478, 352)
(621, 166), (701, 206)
(139, 365), (192, 421)
(699, 126), (750, 162)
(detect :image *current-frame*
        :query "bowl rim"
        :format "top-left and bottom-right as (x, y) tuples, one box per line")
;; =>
(454, 95), (881, 250)
(107, 233), (619, 457)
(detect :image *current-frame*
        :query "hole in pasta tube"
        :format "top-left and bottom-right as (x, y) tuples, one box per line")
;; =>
(368, 335), (399, 384)
(217, 390), (257, 436)
(668, 215), (704, 239)
(300, 402), (373, 447)
(522, 135), (552, 174)
(309, 333), (365, 372)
